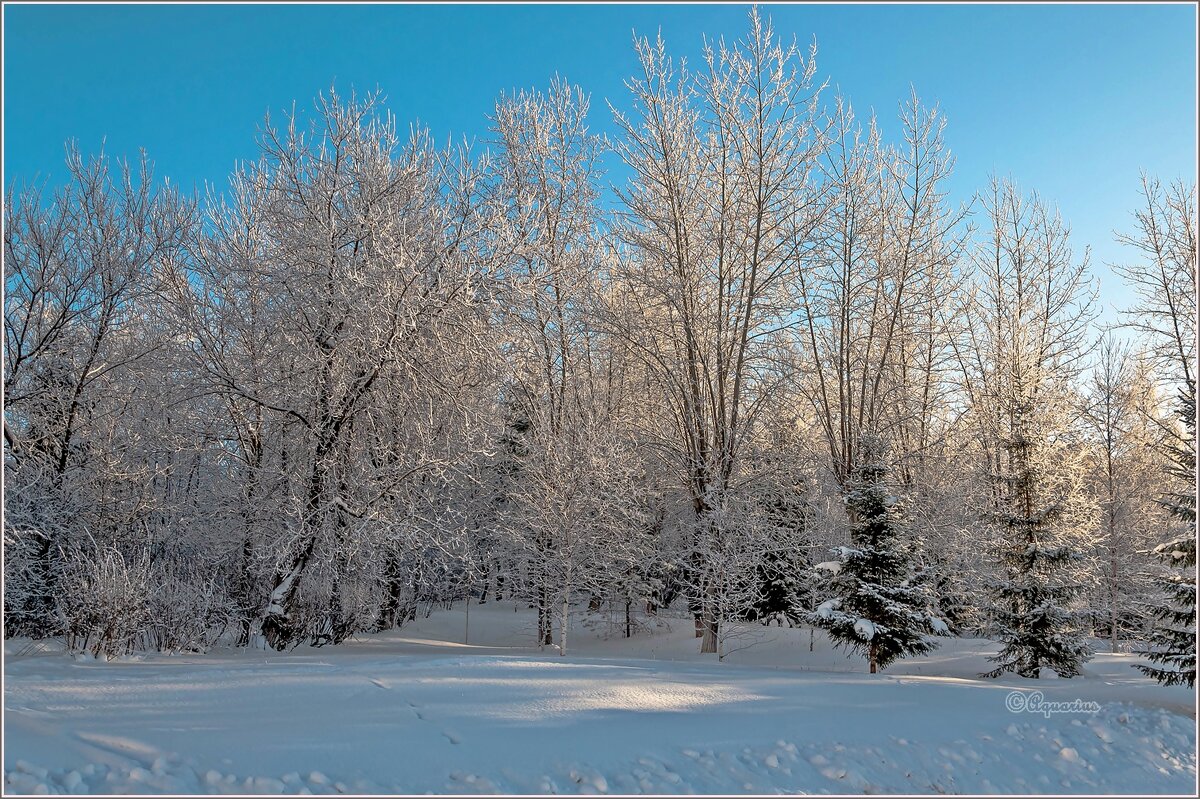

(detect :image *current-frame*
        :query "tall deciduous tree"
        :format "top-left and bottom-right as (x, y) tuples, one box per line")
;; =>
(171, 90), (494, 648)
(1083, 337), (1162, 652)
(608, 8), (826, 653)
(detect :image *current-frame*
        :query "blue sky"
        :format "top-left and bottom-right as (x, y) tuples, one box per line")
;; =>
(4, 3), (1196, 320)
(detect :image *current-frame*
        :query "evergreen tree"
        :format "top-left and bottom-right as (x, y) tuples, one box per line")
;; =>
(748, 548), (810, 626)
(927, 552), (980, 635)
(1135, 383), (1197, 688)
(984, 402), (1093, 679)
(808, 435), (947, 673)
(746, 473), (814, 626)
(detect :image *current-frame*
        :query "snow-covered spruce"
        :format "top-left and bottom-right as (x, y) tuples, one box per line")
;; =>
(984, 402), (1093, 680)
(1135, 383), (1197, 688)
(807, 434), (948, 673)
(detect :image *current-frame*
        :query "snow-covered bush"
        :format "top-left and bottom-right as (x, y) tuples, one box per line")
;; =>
(143, 565), (240, 654)
(3, 526), (57, 638)
(57, 544), (152, 660)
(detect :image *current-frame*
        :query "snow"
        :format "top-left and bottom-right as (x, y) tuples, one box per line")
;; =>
(4, 601), (1196, 794)
(853, 618), (877, 641)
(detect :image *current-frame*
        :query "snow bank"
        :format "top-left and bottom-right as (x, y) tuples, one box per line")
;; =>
(4, 602), (1195, 794)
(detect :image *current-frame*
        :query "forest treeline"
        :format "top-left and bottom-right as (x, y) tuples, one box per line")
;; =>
(3, 12), (1195, 684)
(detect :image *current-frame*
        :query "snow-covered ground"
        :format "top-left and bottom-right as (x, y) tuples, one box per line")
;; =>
(4, 601), (1196, 795)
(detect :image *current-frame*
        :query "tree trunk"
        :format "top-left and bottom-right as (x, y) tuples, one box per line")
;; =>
(1110, 555), (1120, 653)
(235, 535), (255, 646)
(700, 608), (718, 654)
(24, 532), (59, 639)
(560, 594), (569, 656)
(538, 584), (552, 647)
(261, 532), (318, 651)
(478, 563), (490, 605)
(378, 552), (406, 632)
(869, 642), (878, 674)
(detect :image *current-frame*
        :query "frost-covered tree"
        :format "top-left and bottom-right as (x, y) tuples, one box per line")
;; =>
(4, 145), (197, 640)
(796, 92), (966, 493)
(483, 76), (614, 648)
(1083, 338), (1163, 651)
(608, 8), (826, 653)
(808, 435), (946, 673)
(505, 420), (649, 655)
(740, 438), (817, 627)
(169, 89), (496, 649)
(1112, 176), (1196, 392)
(471, 408), (531, 610)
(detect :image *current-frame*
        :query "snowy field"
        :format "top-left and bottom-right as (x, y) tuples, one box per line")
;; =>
(4, 601), (1196, 795)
